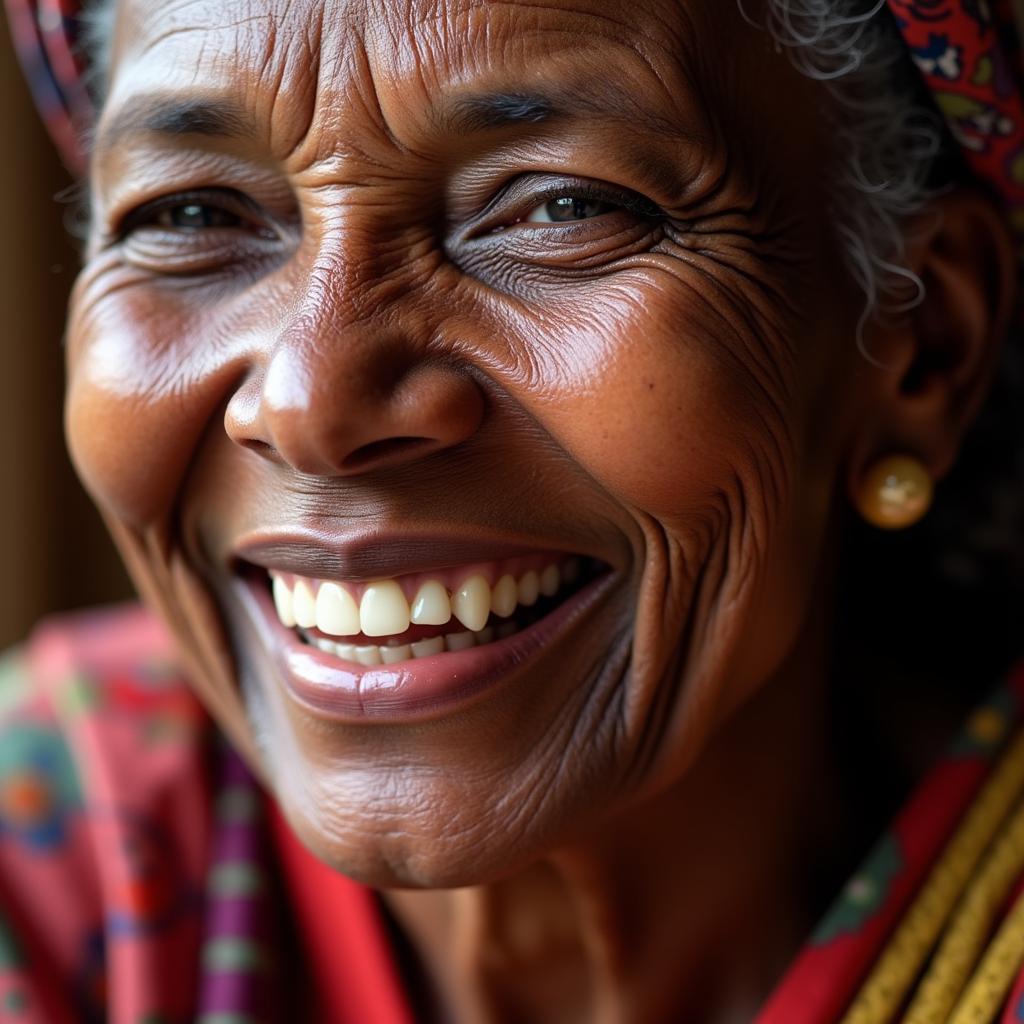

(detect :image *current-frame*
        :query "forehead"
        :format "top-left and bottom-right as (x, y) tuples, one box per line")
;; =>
(104, 0), (742, 157)
(111, 0), (714, 71)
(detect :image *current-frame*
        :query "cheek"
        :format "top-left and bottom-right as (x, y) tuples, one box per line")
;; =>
(485, 274), (836, 755)
(490, 276), (799, 520)
(64, 284), (250, 529)
(65, 375), (178, 530)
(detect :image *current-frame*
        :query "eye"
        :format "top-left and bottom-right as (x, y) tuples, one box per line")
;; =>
(110, 188), (286, 276)
(153, 202), (242, 231)
(118, 189), (253, 238)
(525, 195), (619, 224)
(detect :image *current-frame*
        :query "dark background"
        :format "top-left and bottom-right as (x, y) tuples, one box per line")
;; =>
(1, 14), (131, 650)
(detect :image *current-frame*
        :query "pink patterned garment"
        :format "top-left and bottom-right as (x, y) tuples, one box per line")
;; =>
(3, 606), (1024, 1022)
(0, 607), (213, 1022)
(0, 606), (411, 1023)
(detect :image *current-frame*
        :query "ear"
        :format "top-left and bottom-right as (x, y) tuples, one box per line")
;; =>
(845, 186), (1018, 507)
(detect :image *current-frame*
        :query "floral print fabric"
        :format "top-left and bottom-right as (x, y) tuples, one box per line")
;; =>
(0, 607), (211, 1022)
(888, 0), (1024, 251)
(0, 607), (410, 1023)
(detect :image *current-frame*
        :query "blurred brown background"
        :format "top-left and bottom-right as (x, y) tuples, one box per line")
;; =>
(0, 16), (131, 650)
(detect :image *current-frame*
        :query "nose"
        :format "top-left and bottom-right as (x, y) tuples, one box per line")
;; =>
(225, 313), (486, 477)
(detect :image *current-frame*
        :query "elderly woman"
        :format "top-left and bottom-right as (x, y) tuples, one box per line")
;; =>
(2, 0), (1024, 1019)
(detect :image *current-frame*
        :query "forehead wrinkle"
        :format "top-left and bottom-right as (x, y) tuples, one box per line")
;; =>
(391, 0), (702, 67)
(107, 0), (733, 181)
(272, 0), (330, 161)
(115, 0), (260, 64)
(353, 0), (711, 153)
(397, 0), (653, 35)
(109, 0), (338, 163)
(284, 17), (408, 172)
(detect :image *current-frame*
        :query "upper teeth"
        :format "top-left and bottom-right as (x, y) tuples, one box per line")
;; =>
(270, 558), (580, 639)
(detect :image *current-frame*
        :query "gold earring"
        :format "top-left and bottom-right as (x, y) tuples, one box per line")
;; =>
(856, 454), (934, 530)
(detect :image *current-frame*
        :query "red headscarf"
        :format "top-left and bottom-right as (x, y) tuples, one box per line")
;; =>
(889, 0), (1024, 246)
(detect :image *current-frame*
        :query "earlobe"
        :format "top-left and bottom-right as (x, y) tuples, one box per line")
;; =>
(846, 186), (1018, 518)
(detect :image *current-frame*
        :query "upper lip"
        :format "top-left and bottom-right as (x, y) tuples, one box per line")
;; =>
(233, 527), (611, 581)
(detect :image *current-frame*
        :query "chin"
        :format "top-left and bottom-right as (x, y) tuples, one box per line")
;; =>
(184, 540), (638, 887)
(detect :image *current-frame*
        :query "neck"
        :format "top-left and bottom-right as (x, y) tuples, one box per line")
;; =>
(383, 611), (844, 1024)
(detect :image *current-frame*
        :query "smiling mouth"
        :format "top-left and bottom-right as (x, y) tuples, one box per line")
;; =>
(262, 554), (600, 666)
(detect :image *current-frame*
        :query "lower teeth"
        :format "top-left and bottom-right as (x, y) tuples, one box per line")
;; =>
(289, 558), (597, 666)
(301, 618), (521, 665)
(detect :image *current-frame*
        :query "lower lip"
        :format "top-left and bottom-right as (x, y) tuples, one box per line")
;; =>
(238, 570), (616, 722)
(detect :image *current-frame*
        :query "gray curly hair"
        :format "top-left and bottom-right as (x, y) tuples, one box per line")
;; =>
(748, 0), (946, 337)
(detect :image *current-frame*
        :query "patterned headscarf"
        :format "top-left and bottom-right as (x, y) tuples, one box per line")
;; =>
(6, 0), (1024, 237)
(5, 0), (91, 175)
(889, 0), (1024, 244)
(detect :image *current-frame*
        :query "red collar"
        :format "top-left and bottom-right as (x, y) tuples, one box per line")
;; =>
(268, 800), (413, 1024)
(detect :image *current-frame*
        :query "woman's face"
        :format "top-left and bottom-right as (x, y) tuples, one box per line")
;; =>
(67, 0), (867, 885)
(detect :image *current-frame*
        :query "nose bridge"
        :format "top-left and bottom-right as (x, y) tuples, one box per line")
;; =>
(227, 245), (485, 476)
(304, 223), (394, 335)
(279, 219), (436, 390)
(266, 302), (406, 423)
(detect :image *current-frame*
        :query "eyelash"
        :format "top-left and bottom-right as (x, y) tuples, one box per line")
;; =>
(459, 178), (662, 237)
(518, 182), (662, 223)
(112, 179), (663, 249)
(116, 188), (261, 239)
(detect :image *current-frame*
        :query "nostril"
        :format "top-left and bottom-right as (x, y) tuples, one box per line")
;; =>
(341, 436), (437, 472)
(239, 438), (278, 458)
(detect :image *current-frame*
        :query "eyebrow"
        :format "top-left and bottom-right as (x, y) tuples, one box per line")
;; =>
(95, 85), (698, 168)
(94, 97), (253, 158)
(445, 92), (556, 132)
(440, 87), (699, 198)
(441, 86), (695, 143)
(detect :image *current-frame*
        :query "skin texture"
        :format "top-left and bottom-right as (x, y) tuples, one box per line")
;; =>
(65, 0), (1016, 1019)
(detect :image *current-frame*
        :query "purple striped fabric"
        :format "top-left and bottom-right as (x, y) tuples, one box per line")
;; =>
(196, 743), (280, 1021)
(4, 0), (91, 173)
